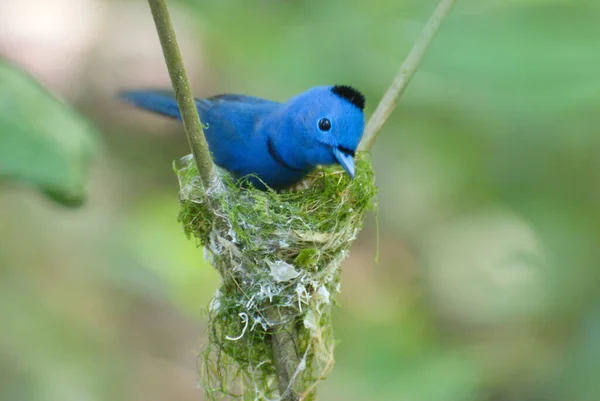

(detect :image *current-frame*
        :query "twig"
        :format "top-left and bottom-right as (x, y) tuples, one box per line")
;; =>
(268, 309), (301, 401)
(359, 0), (458, 151)
(147, 0), (215, 188)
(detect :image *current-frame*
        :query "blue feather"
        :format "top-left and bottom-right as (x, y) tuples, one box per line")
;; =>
(119, 90), (182, 119)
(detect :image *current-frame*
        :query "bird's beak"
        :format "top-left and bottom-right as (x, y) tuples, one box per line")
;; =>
(332, 146), (355, 179)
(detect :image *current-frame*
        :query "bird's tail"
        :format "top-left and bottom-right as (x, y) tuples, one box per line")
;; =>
(119, 89), (182, 119)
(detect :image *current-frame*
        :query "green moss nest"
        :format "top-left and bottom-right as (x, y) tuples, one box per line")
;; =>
(176, 153), (376, 401)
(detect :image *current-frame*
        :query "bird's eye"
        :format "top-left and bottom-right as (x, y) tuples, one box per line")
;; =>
(318, 118), (331, 132)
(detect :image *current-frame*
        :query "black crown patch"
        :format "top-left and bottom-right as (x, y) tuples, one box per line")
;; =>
(331, 85), (365, 111)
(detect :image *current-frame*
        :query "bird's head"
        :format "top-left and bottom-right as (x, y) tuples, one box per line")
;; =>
(278, 85), (365, 178)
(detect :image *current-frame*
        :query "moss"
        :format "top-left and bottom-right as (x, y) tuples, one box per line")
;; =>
(176, 152), (377, 400)
(294, 249), (319, 268)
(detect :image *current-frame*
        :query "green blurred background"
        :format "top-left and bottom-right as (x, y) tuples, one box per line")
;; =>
(1, 0), (600, 400)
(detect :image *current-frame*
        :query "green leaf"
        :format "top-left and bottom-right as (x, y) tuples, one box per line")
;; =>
(0, 59), (99, 207)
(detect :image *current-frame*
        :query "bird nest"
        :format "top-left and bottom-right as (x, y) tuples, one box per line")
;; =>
(176, 152), (376, 401)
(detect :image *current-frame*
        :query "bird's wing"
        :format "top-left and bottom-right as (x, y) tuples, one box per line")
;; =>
(120, 90), (280, 121)
(193, 94), (282, 176)
(120, 89), (282, 176)
(194, 94), (281, 142)
(196, 93), (280, 111)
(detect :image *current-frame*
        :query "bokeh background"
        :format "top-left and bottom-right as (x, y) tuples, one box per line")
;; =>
(2, 0), (600, 400)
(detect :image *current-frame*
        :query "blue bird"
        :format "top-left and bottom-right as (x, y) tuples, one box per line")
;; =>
(120, 85), (365, 190)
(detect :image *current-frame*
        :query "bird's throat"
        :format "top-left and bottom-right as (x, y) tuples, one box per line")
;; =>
(266, 137), (306, 173)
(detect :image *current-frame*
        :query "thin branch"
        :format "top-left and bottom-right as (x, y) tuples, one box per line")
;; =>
(268, 310), (302, 401)
(359, 0), (458, 151)
(147, 0), (215, 188)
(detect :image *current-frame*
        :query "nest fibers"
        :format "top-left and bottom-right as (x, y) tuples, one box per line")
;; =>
(176, 152), (376, 401)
